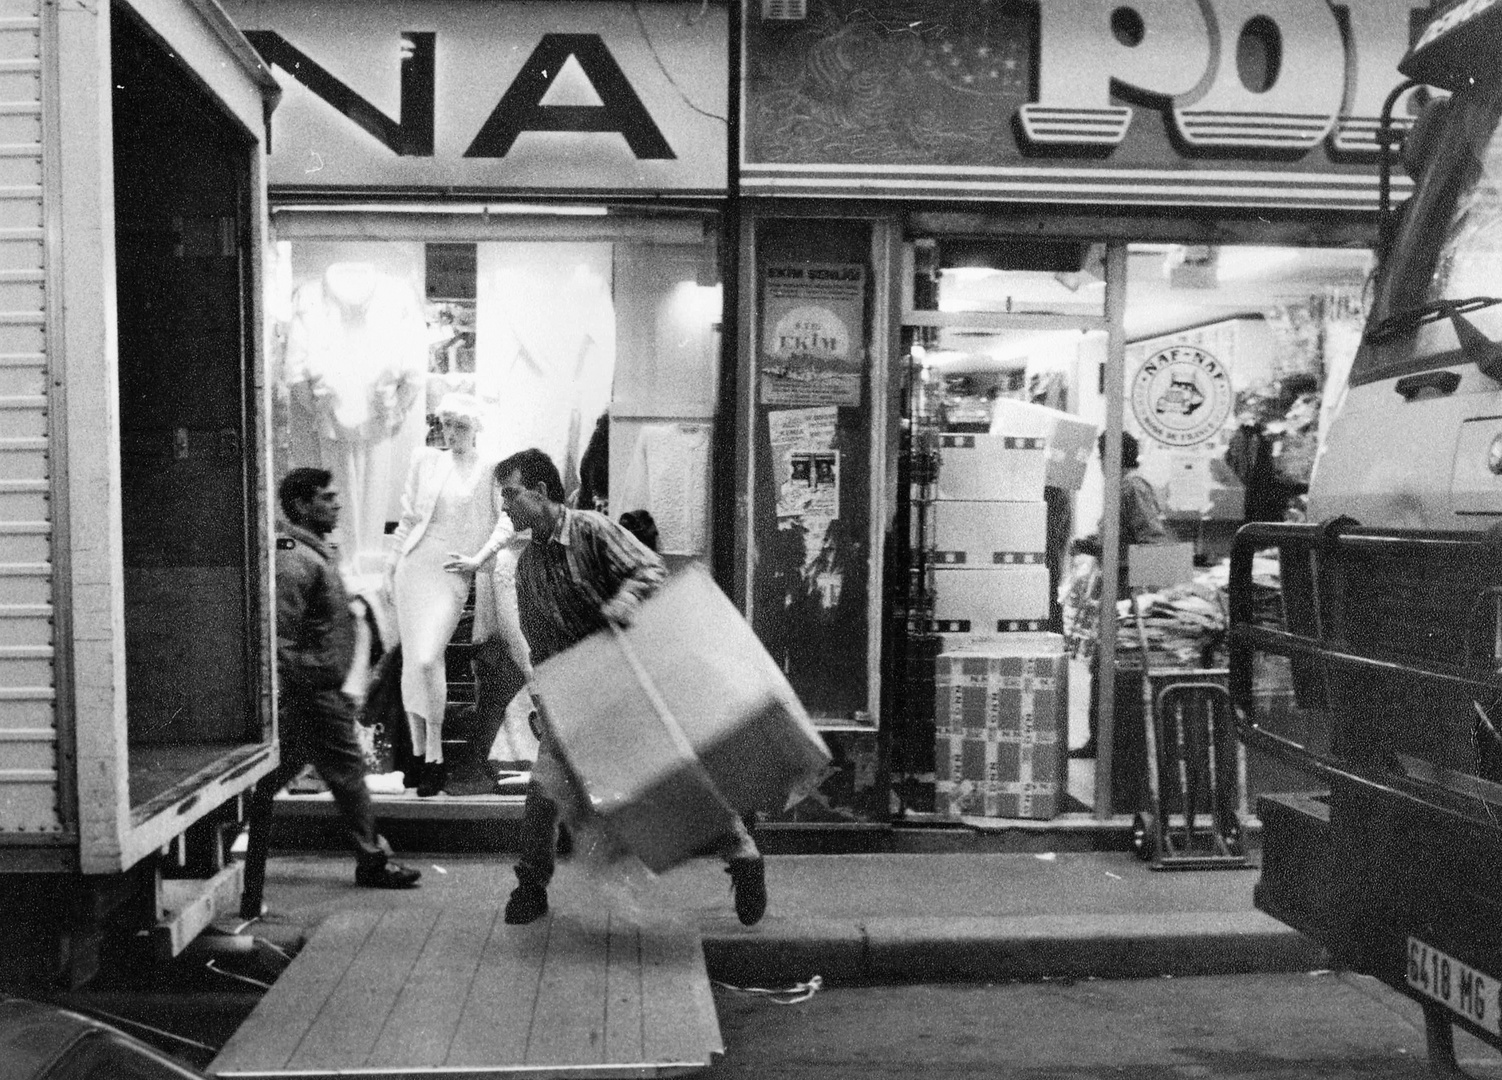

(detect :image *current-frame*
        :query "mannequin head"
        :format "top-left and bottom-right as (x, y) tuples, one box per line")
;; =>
(436, 392), (484, 454)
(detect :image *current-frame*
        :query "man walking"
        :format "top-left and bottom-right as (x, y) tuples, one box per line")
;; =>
(240, 469), (420, 919)
(494, 448), (767, 927)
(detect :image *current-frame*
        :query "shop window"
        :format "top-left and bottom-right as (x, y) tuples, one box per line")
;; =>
(268, 216), (723, 788)
(270, 223), (722, 578)
(750, 219), (874, 724)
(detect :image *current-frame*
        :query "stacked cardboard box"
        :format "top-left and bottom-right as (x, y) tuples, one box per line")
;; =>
(988, 398), (1100, 493)
(928, 430), (1066, 819)
(930, 433), (1050, 635)
(934, 633), (1068, 820)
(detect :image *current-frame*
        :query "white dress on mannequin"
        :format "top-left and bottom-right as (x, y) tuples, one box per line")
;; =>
(284, 263), (428, 571)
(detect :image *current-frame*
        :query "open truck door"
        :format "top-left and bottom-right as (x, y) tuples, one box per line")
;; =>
(0, 0), (281, 987)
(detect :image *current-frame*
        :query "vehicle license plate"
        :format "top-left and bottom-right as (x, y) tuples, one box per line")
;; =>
(1407, 937), (1501, 1035)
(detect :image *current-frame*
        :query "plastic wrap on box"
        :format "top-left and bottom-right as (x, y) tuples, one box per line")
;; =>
(934, 634), (1068, 820)
(931, 500), (1046, 568)
(766, 727), (883, 823)
(532, 565), (831, 873)
(930, 564), (1050, 634)
(935, 433), (1047, 501)
(988, 398), (1100, 492)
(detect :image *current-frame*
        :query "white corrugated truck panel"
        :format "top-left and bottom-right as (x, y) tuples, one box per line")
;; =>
(0, 0), (56, 839)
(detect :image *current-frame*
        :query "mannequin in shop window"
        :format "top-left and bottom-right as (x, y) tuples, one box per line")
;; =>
(283, 262), (428, 572)
(384, 393), (531, 796)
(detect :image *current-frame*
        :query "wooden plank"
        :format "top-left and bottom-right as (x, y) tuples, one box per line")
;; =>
(366, 905), (497, 1070)
(639, 919), (724, 1067)
(525, 908), (612, 1066)
(602, 914), (644, 1065)
(285, 907), (437, 1071)
(445, 912), (551, 1067)
(211, 908), (381, 1075)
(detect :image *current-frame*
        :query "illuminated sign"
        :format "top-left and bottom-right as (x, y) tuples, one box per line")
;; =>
(225, 1), (726, 192)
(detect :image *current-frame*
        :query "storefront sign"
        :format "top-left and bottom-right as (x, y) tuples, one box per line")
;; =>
(225, 1), (727, 192)
(744, 0), (1423, 208)
(760, 263), (866, 406)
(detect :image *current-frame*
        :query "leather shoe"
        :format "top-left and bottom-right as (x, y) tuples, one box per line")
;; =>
(726, 856), (767, 927)
(355, 861), (422, 889)
(504, 883), (549, 925)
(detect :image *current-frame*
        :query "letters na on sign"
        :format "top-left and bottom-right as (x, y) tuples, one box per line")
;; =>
(225, 0), (727, 193)
(742, 0), (1424, 208)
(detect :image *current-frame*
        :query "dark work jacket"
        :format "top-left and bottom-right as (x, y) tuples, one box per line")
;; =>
(276, 521), (355, 699)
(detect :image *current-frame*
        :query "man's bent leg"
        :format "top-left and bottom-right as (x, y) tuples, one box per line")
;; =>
(239, 752), (306, 919)
(307, 691), (418, 888)
(514, 779), (559, 889)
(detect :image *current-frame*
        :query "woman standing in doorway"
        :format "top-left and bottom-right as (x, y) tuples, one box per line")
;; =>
(384, 393), (522, 796)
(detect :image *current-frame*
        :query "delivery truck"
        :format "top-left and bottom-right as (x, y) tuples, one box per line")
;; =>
(1229, 0), (1502, 1070)
(0, 0), (281, 987)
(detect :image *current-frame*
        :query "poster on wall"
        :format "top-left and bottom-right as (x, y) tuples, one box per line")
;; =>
(760, 263), (865, 406)
(769, 406), (840, 568)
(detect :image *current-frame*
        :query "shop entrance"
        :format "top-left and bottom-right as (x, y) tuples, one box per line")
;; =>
(112, 7), (262, 810)
(891, 235), (1113, 820)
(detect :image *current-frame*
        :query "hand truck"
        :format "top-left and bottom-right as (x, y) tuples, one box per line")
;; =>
(1128, 591), (1250, 870)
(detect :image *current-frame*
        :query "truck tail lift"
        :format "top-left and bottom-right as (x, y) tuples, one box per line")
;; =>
(1230, 519), (1502, 1075)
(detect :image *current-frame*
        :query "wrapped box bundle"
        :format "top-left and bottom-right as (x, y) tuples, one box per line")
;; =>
(934, 633), (1068, 820)
(532, 565), (831, 874)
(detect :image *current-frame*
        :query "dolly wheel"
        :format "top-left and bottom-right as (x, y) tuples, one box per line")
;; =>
(1131, 812), (1156, 862)
(1222, 817), (1244, 857)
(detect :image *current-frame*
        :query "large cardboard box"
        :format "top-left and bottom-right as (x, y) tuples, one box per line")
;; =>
(931, 564), (1050, 634)
(988, 399), (1100, 491)
(931, 500), (1046, 568)
(532, 566), (831, 873)
(934, 634), (1068, 820)
(935, 433), (1047, 501)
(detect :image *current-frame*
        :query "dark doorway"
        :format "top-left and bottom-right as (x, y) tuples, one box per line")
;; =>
(112, 7), (260, 811)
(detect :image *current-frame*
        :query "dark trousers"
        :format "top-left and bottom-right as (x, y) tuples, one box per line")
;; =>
(514, 778), (562, 889)
(242, 690), (386, 913)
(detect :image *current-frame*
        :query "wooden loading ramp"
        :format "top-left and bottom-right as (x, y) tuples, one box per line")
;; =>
(210, 905), (723, 1078)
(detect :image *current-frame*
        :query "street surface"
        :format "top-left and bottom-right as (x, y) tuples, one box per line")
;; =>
(704, 972), (1502, 1079)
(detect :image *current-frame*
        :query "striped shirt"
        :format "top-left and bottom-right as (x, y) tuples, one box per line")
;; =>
(514, 507), (666, 665)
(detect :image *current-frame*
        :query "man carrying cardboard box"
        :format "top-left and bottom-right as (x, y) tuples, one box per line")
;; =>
(494, 448), (768, 927)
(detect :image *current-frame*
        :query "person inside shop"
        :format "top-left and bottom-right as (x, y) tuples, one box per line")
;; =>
(384, 393), (528, 797)
(1067, 431), (1173, 759)
(493, 448), (768, 928)
(240, 469), (421, 919)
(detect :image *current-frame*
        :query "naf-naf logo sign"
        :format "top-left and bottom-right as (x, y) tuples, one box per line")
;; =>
(231, 2), (727, 192)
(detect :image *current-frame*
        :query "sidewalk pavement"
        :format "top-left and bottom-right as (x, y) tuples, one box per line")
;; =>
(238, 849), (1326, 988)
